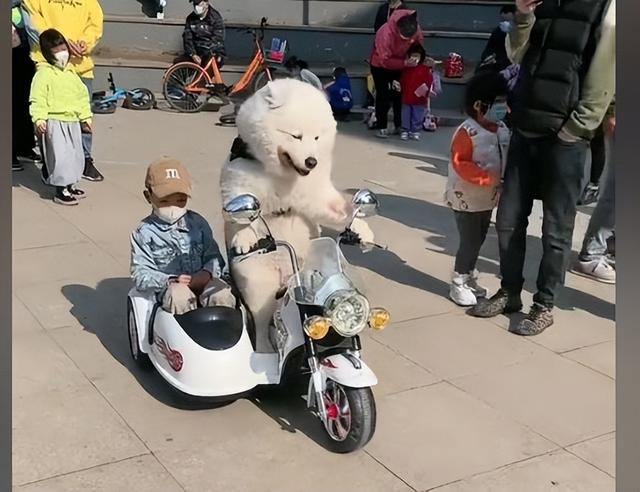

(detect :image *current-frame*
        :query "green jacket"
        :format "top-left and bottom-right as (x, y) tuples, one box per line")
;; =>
(29, 63), (92, 124)
(507, 0), (615, 139)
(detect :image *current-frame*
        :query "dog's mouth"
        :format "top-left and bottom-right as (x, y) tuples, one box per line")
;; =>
(278, 148), (310, 177)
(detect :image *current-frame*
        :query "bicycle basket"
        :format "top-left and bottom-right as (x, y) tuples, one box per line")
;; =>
(264, 37), (287, 64)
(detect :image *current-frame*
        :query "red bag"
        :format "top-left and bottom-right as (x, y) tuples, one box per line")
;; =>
(443, 52), (464, 79)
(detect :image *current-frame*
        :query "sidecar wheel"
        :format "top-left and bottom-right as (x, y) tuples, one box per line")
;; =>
(320, 380), (376, 453)
(127, 298), (151, 370)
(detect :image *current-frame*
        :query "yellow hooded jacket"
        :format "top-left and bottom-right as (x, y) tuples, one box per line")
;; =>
(30, 63), (92, 125)
(22, 0), (103, 79)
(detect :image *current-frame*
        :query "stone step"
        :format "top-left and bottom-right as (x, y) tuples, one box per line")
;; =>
(93, 50), (471, 114)
(101, 15), (491, 65)
(103, 0), (509, 33)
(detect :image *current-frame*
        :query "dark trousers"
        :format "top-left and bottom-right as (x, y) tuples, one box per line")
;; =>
(371, 65), (401, 130)
(12, 46), (36, 159)
(454, 210), (493, 274)
(589, 122), (606, 185)
(496, 131), (588, 308)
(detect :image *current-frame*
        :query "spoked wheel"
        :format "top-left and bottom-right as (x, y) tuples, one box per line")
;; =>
(127, 298), (151, 370)
(123, 88), (156, 110)
(320, 380), (376, 453)
(218, 110), (237, 127)
(252, 69), (288, 93)
(163, 62), (210, 113)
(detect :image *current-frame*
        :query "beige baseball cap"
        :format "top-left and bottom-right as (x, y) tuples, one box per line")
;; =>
(145, 158), (192, 198)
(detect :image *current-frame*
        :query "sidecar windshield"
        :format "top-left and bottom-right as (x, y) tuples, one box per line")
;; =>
(291, 237), (365, 306)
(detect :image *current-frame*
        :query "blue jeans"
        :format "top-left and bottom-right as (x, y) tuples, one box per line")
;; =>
(401, 104), (425, 133)
(81, 77), (92, 160)
(496, 131), (588, 308)
(580, 138), (614, 259)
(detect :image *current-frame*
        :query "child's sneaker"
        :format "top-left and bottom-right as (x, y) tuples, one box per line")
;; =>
(54, 187), (79, 206)
(67, 185), (86, 200)
(466, 269), (488, 298)
(376, 129), (389, 139)
(410, 132), (421, 141)
(449, 273), (477, 306)
(400, 131), (409, 141)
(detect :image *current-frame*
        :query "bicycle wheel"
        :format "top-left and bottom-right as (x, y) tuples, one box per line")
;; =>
(163, 62), (210, 113)
(252, 68), (288, 94)
(123, 88), (156, 110)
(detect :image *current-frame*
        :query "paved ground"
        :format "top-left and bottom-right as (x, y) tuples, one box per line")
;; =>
(12, 109), (615, 491)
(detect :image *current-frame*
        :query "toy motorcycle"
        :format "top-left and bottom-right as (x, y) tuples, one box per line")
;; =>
(127, 189), (389, 453)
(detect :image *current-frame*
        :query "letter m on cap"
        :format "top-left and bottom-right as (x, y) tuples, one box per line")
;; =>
(165, 168), (180, 179)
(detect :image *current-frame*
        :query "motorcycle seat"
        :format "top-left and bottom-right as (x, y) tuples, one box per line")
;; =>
(174, 307), (243, 351)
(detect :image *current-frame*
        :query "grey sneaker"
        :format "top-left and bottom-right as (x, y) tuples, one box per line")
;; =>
(400, 131), (409, 141)
(511, 303), (554, 336)
(572, 257), (616, 284)
(468, 289), (522, 318)
(466, 270), (488, 298)
(376, 129), (389, 139)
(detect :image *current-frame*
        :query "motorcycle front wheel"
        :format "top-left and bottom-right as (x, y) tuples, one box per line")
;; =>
(320, 380), (376, 453)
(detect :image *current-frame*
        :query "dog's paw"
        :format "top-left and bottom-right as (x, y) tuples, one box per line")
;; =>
(350, 218), (375, 244)
(231, 227), (259, 254)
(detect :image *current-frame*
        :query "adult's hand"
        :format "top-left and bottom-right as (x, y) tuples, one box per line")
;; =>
(605, 116), (616, 136)
(176, 274), (192, 285)
(404, 57), (419, 68)
(516, 0), (541, 15)
(191, 54), (202, 65)
(67, 40), (82, 57)
(35, 120), (47, 136)
(77, 40), (88, 56)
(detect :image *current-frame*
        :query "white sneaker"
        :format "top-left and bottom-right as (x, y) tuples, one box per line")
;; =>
(400, 131), (409, 141)
(376, 129), (389, 139)
(449, 273), (478, 306)
(572, 257), (616, 284)
(466, 269), (488, 298)
(410, 132), (421, 141)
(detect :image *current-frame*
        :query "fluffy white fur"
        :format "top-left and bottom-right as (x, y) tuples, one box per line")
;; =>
(220, 78), (374, 352)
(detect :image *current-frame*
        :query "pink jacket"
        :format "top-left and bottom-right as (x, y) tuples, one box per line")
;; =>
(370, 9), (424, 71)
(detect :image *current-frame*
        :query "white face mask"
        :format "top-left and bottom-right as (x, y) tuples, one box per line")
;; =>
(54, 50), (69, 68)
(499, 20), (513, 33)
(194, 3), (206, 16)
(154, 206), (187, 224)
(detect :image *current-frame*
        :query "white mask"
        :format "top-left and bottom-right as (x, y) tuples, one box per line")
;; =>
(54, 50), (69, 68)
(499, 20), (513, 33)
(194, 3), (206, 16)
(154, 206), (187, 224)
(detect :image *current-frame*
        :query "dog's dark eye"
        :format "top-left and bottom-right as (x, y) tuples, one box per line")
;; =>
(315, 136), (319, 141)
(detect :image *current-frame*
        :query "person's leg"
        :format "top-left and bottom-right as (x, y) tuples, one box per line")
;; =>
(200, 277), (236, 308)
(589, 123), (606, 185)
(80, 77), (104, 182)
(574, 149), (615, 283)
(391, 72), (402, 131)
(163, 283), (198, 315)
(410, 104), (426, 137)
(470, 131), (536, 317)
(400, 104), (411, 137)
(371, 66), (390, 132)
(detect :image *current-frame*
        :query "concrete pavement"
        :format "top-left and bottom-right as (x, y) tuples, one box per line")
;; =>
(12, 109), (615, 491)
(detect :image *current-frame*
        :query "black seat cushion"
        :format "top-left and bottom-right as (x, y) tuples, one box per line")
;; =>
(174, 307), (243, 351)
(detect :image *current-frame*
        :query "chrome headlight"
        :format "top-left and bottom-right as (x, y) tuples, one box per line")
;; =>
(324, 291), (370, 337)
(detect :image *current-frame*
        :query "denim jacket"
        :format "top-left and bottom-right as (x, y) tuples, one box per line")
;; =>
(130, 211), (226, 294)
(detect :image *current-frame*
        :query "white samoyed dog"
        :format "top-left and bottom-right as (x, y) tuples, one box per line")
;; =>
(220, 78), (375, 352)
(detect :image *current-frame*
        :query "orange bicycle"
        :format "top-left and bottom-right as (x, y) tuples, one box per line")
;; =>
(162, 17), (286, 114)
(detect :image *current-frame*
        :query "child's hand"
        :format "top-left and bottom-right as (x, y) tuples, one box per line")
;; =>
(516, 0), (541, 15)
(391, 80), (401, 92)
(191, 54), (202, 65)
(81, 121), (93, 134)
(177, 274), (192, 284)
(35, 121), (47, 136)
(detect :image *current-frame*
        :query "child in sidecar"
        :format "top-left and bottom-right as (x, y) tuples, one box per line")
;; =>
(130, 158), (235, 314)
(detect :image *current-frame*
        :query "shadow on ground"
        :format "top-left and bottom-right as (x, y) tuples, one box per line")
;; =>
(12, 161), (52, 200)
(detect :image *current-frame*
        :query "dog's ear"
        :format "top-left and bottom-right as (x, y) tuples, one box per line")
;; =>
(262, 82), (285, 110)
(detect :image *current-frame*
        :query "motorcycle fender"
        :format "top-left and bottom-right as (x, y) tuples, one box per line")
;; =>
(318, 354), (378, 388)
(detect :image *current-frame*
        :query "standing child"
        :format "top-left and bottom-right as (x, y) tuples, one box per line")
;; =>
(325, 67), (354, 121)
(399, 43), (433, 140)
(445, 71), (510, 306)
(30, 29), (92, 206)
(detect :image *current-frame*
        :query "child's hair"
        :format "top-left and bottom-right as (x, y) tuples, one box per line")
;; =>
(333, 66), (347, 78)
(406, 43), (426, 64)
(464, 71), (509, 117)
(500, 5), (516, 15)
(284, 56), (309, 70)
(39, 29), (68, 66)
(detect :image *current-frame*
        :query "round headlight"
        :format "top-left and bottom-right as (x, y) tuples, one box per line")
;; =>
(325, 291), (370, 337)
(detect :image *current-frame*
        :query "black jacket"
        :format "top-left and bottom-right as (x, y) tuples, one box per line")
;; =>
(479, 27), (511, 72)
(183, 7), (226, 58)
(374, 2), (406, 32)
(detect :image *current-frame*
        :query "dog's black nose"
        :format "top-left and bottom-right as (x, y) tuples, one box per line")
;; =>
(305, 157), (318, 169)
